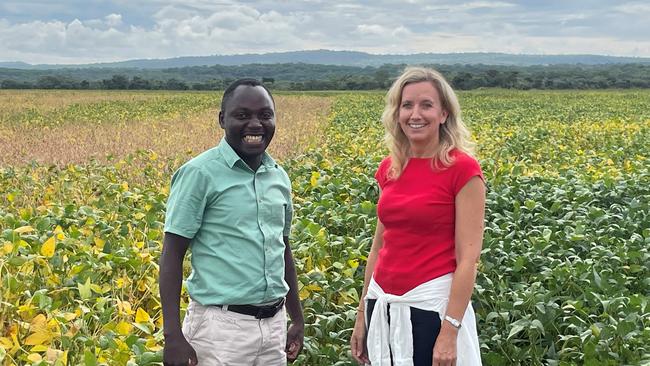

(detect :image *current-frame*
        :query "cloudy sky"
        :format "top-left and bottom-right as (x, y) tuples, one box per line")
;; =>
(1, 0), (649, 64)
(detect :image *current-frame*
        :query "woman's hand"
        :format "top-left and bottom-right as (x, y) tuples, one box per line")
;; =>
(350, 311), (369, 365)
(432, 322), (458, 366)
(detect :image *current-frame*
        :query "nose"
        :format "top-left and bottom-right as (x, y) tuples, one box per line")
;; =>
(248, 117), (263, 127)
(410, 105), (422, 120)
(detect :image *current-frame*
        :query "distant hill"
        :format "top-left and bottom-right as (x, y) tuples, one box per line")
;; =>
(2, 50), (650, 70)
(3, 62), (650, 90)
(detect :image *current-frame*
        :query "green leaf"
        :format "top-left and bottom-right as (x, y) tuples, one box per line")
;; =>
(84, 349), (97, 366)
(508, 324), (526, 339)
(542, 228), (552, 242)
(78, 277), (92, 300)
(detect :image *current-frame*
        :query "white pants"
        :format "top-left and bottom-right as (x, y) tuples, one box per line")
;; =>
(182, 301), (287, 366)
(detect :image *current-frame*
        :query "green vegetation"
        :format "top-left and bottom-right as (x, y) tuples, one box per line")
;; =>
(0, 90), (649, 365)
(2, 63), (650, 91)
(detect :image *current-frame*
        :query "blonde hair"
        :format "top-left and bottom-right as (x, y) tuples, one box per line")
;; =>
(381, 66), (475, 179)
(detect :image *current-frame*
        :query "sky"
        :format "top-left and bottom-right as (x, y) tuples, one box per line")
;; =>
(1, 0), (649, 64)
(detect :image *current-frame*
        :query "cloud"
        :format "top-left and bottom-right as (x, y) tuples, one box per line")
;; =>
(0, 0), (649, 64)
(105, 13), (122, 26)
(0, 3), (312, 63)
(613, 2), (650, 14)
(356, 24), (386, 36)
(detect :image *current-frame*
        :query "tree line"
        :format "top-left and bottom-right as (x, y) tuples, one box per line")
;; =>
(1, 63), (649, 90)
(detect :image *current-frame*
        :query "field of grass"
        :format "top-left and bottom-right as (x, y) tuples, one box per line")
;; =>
(0, 89), (649, 365)
(0, 90), (331, 167)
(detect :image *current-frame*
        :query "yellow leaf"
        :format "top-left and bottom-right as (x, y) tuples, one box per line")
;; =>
(135, 308), (151, 323)
(306, 284), (322, 292)
(63, 313), (77, 321)
(299, 287), (310, 301)
(90, 284), (105, 294)
(310, 171), (320, 188)
(121, 182), (129, 191)
(27, 353), (43, 362)
(117, 300), (134, 315)
(30, 345), (49, 352)
(24, 331), (51, 346)
(41, 236), (56, 258)
(115, 321), (133, 336)
(14, 226), (34, 234)
(93, 237), (105, 249)
(24, 323), (53, 346)
(115, 339), (129, 352)
(146, 337), (162, 351)
(54, 225), (64, 233)
(0, 336), (12, 348)
(2, 241), (13, 254)
(30, 314), (47, 329)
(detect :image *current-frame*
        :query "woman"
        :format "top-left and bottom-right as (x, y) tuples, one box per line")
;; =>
(350, 67), (485, 366)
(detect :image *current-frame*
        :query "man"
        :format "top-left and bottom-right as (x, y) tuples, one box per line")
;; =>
(160, 79), (304, 366)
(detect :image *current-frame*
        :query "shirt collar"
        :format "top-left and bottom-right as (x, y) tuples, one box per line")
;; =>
(217, 137), (277, 170)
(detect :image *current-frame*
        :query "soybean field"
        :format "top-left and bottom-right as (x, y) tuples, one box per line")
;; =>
(0, 89), (649, 365)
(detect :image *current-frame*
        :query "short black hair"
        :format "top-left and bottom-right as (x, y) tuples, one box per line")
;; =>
(220, 78), (275, 112)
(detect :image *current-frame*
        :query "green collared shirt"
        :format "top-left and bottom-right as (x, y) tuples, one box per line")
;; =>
(164, 138), (293, 305)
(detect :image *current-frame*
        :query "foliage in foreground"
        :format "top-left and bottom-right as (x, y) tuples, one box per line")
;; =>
(0, 90), (649, 365)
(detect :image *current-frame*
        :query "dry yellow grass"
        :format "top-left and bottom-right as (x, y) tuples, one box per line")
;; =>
(0, 91), (332, 166)
(0, 90), (157, 121)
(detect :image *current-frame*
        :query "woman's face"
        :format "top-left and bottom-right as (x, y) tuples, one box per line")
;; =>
(398, 81), (449, 148)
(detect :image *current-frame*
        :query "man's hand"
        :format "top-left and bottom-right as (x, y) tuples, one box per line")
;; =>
(286, 321), (304, 362)
(163, 333), (198, 366)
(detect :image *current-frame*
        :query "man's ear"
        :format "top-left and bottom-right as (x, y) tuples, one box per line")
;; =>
(218, 111), (225, 128)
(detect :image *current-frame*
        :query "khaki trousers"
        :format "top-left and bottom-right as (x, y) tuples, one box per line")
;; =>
(182, 301), (287, 366)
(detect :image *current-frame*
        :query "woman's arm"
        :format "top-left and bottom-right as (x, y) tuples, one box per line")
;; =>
(433, 176), (486, 366)
(358, 219), (385, 313)
(351, 218), (385, 364)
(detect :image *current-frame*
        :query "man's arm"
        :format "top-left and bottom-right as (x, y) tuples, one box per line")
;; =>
(283, 235), (304, 362)
(160, 232), (198, 366)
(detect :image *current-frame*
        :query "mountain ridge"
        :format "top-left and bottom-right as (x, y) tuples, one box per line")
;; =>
(2, 50), (650, 70)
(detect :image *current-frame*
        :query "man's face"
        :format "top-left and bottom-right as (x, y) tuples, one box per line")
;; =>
(219, 85), (276, 162)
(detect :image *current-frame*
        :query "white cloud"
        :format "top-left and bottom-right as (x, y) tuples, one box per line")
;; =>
(614, 2), (650, 14)
(460, 1), (515, 10)
(105, 13), (122, 27)
(0, 1), (649, 64)
(356, 24), (387, 36)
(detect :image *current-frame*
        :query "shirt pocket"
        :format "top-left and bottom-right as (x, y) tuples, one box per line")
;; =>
(269, 204), (286, 236)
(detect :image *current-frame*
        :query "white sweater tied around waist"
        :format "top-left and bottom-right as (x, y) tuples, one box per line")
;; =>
(365, 273), (482, 366)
